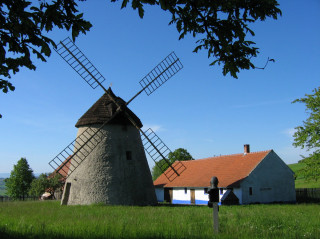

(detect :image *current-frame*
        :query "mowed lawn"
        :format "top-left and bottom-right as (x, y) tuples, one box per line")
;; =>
(0, 201), (319, 239)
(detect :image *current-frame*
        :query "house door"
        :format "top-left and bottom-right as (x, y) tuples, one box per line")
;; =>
(164, 188), (173, 203)
(190, 189), (195, 204)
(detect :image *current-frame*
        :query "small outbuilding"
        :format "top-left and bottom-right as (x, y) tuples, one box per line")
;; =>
(154, 145), (296, 205)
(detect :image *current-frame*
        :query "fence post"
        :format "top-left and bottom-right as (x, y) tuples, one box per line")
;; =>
(295, 188), (320, 203)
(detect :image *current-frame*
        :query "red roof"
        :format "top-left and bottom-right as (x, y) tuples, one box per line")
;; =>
(154, 150), (271, 188)
(50, 157), (71, 179)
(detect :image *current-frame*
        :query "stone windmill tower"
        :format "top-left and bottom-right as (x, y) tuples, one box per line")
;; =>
(49, 38), (186, 205)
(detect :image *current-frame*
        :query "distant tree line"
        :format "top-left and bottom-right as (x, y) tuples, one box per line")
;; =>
(5, 158), (62, 200)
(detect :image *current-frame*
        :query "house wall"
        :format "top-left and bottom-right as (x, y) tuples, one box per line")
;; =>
(240, 150), (296, 204)
(219, 189), (228, 201)
(168, 188), (225, 205)
(172, 188), (190, 204)
(195, 188), (209, 204)
(233, 188), (243, 204)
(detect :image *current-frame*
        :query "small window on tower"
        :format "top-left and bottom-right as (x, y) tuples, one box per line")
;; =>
(249, 187), (253, 196)
(126, 151), (132, 161)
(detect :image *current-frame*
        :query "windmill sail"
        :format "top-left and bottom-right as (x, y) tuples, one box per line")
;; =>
(49, 118), (110, 177)
(126, 51), (183, 105)
(141, 128), (186, 182)
(51, 37), (186, 181)
(139, 52), (183, 96)
(55, 37), (106, 89)
(49, 105), (123, 178)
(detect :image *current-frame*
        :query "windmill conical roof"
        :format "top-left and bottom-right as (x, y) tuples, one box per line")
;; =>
(75, 88), (143, 128)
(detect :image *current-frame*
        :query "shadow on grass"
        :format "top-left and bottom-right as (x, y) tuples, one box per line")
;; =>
(0, 230), (177, 239)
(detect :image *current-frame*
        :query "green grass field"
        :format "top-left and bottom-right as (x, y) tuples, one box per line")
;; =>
(0, 201), (319, 239)
(288, 162), (320, 188)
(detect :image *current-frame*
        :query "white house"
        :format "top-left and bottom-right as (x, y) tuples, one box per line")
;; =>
(154, 145), (296, 205)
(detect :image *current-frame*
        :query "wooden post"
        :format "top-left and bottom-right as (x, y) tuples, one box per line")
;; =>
(208, 176), (219, 234)
(213, 202), (219, 233)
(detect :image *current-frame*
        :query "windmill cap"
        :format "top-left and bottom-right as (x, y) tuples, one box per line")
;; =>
(75, 88), (143, 128)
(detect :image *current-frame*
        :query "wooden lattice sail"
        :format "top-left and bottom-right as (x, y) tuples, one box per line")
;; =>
(49, 37), (186, 205)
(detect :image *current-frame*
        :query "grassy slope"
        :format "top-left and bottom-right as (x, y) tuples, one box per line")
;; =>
(288, 163), (320, 188)
(0, 201), (319, 239)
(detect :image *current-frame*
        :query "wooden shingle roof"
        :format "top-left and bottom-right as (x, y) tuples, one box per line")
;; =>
(75, 88), (143, 128)
(154, 150), (272, 188)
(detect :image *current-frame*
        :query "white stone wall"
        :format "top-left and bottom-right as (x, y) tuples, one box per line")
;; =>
(61, 124), (157, 206)
(195, 188), (209, 204)
(172, 188), (190, 204)
(156, 187), (227, 205)
(170, 188), (216, 204)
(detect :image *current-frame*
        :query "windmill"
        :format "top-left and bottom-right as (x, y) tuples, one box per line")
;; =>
(49, 37), (186, 205)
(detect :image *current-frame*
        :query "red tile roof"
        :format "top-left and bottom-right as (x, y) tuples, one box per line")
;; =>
(50, 157), (71, 179)
(154, 150), (271, 188)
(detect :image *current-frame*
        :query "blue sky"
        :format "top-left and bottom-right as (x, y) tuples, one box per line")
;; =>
(0, 0), (319, 174)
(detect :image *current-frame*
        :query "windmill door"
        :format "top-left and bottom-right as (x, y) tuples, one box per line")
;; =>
(164, 188), (173, 203)
(61, 182), (71, 205)
(190, 189), (195, 204)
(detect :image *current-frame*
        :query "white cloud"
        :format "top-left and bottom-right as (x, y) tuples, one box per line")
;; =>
(142, 124), (164, 133)
(282, 128), (296, 138)
(277, 145), (314, 165)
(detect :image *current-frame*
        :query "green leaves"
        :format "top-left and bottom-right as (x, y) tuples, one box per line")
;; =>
(0, 0), (282, 117)
(167, 0), (279, 78)
(151, 148), (193, 180)
(29, 173), (63, 197)
(0, 0), (92, 95)
(293, 87), (320, 181)
(115, 0), (281, 78)
(0, 80), (15, 93)
(5, 158), (35, 200)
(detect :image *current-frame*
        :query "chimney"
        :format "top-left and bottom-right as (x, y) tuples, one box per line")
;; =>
(244, 144), (250, 154)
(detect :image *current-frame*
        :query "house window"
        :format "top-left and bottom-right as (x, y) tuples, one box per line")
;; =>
(204, 188), (208, 194)
(126, 151), (132, 160)
(249, 187), (253, 195)
(184, 188), (187, 194)
(220, 188), (223, 195)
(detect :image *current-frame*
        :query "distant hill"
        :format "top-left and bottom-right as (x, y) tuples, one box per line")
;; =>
(0, 173), (10, 178)
(0, 173), (45, 196)
(0, 178), (7, 196)
(288, 162), (320, 188)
